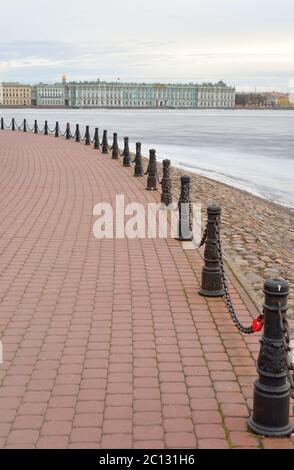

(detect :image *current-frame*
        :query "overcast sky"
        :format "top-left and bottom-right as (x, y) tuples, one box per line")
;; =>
(1, 0), (294, 91)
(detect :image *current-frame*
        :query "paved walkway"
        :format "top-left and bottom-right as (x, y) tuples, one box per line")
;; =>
(0, 131), (293, 449)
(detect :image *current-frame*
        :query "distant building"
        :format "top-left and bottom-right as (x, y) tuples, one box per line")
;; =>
(277, 94), (291, 108)
(0, 77), (235, 108)
(197, 81), (235, 108)
(66, 80), (235, 109)
(0, 83), (31, 106)
(32, 83), (66, 107)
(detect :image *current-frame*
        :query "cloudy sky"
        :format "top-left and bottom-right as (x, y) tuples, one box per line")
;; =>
(1, 0), (294, 91)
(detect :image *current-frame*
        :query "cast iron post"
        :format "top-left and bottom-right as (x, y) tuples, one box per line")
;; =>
(23, 119), (27, 132)
(1, 118), (4, 130)
(66, 123), (71, 140)
(102, 130), (109, 154)
(112, 133), (119, 159)
(176, 175), (193, 241)
(93, 128), (99, 149)
(11, 118), (15, 131)
(146, 149), (157, 190)
(75, 124), (80, 142)
(85, 125), (90, 145)
(199, 204), (224, 296)
(122, 137), (131, 167)
(248, 278), (294, 437)
(161, 159), (172, 206)
(44, 120), (48, 135)
(134, 142), (143, 176)
(55, 122), (59, 137)
(34, 120), (38, 134)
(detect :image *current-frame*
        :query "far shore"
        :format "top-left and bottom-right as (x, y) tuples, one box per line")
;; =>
(1, 105), (294, 111)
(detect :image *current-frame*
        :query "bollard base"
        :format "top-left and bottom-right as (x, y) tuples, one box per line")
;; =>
(247, 417), (293, 437)
(199, 267), (224, 297)
(123, 164), (131, 167)
(175, 236), (193, 241)
(199, 288), (224, 297)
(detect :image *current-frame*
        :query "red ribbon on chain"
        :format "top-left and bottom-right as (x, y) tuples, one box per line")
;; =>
(252, 315), (264, 333)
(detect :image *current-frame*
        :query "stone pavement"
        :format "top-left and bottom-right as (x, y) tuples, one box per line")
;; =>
(0, 131), (293, 449)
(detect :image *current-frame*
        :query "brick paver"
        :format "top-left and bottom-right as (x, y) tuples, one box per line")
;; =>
(0, 131), (293, 449)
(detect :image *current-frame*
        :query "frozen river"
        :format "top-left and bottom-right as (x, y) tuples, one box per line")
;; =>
(1, 108), (294, 208)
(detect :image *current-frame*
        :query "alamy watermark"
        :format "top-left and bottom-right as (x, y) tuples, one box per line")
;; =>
(93, 195), (203, 249)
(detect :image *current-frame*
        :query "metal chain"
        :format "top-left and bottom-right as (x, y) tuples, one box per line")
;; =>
(199, 225), (208, 247)
(215, 218), (260, 335)
(278, 304), (294, 400)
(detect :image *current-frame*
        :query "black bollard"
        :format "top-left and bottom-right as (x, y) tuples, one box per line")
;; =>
(12, 118), (15, 131)
(161, 159), (172, 206)
(112, 133), (119, 159)
(199, 205), (224, 296)
(176, 176), (193, 241)
(55, 122), (59, 137)
(66, 123), (71, 140)
(34, 120), (38, 134)
(102, 130), (109, 154)
(248, 278), (294, 437)
(122, 137), (131, 167)
(85, 125), (91, 145)
(23, 119), (27, 132)
(146, 149), (157, 190)
(44, 120), (48, 135)
(75, 124), (80, 142)
(1, 118), (4, 130)
(93, 128), (99, 149)
(133, 142), (143, 176)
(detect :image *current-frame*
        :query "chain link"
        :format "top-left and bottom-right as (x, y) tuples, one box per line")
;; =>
(199, 225), (208, 247)
(215, 218), (259, 335)
(278, 304), (294, 399)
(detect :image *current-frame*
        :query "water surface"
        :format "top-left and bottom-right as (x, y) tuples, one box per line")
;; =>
(1, 108), (294, 208)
